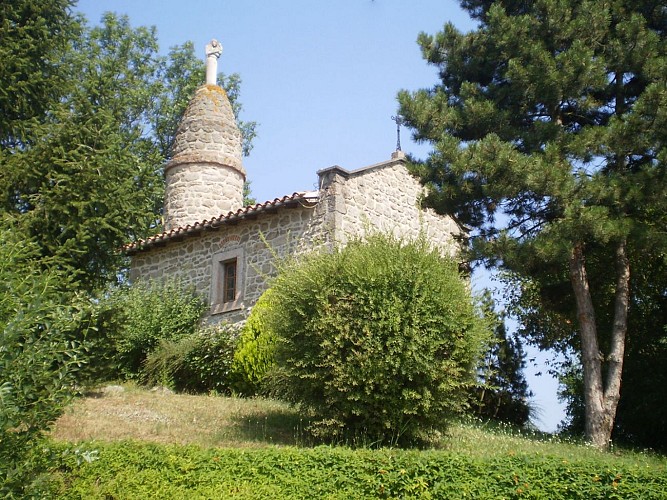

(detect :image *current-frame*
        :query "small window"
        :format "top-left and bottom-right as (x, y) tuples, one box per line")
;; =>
(223, 259), (237, 303)
(211, 247), (244, 315)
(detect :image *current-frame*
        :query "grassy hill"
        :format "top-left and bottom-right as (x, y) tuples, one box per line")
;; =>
(47, 385), (667, 498)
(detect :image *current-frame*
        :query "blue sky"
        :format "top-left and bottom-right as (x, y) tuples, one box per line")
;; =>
(76, 0), (565, 431)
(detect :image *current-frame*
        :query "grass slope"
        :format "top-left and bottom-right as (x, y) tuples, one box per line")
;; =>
(47, 385), (667, 499)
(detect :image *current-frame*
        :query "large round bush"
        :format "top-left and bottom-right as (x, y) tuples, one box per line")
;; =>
(266, 234), (491, 445)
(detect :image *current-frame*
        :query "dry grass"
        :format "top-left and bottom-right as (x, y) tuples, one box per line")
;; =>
(51, 384), (665, 468)
(51, 383), (310, 448)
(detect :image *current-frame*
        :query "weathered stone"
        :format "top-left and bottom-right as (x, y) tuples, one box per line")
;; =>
(163, 84), (245, 231)
(130, 42), (461, 328)
(131, 155), (461, 326)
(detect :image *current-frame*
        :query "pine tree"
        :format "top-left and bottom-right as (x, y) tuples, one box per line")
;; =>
(474, 304), (532, 427)
(399, 0), (666, 449)
(0, 0), (80, 148)
(550, 246), (667, 450)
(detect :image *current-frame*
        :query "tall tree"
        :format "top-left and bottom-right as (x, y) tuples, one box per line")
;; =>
(399, 0), (666, 449)
(535, 245), (667, 450)
(1, 10), (256, 290)
(0, 0), (80, 148)
(473, 293), (532, 426)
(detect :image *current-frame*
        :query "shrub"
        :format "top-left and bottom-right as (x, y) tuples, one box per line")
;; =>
(265, 233), (491, 445)
(103, 279), (206, 378)
(230, 289), (278, 395)
(141, 335), (200, 389)
(0, 219), (88, 496)
(51, 440), (667, 499)
(143, 324), (239, 393)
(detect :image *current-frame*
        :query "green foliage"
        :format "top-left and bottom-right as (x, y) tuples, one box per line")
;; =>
(143, 324), (240, 393)
(1, 11), (257, 291)
(399, 0), (667, 448)
(0, 219), (90, 496)
(0, 0), (80, 147)
(230, 289), (278, 395)
(471, 292), (533, 426)
(50, 440), (667, 499)
(142, 335), (200, 389)
(555, 247), (667, 450)
(242, 180), (257, 206)
(399, 0), (666, 272)
(266, 234), (490, 445)
(103, 280), (206, 378)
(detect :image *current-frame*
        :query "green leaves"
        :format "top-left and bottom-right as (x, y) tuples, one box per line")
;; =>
(400, 0), (666, 447)
(101, 279), (206, 378)
(265, 234), (491, 445)
(0, 218), (89, 495)
(47, 439), (667, 498)
(1, 10), (257, 291)
(0, 0), (81, 147)
(400, 0), (666, 252)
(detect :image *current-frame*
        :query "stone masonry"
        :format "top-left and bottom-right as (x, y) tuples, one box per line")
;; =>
(126, 40), (463, 326)
(318, 151), (460, 252)
(129, 195), (324, 324)
(128, 152), (462, 325)
(163, 84), (245, 231)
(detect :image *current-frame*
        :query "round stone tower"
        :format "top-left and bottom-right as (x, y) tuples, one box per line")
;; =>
(163, 39), (245, 231)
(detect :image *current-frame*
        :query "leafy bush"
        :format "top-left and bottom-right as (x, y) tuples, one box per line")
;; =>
(0, 219), (89, 496)
(143, 324), (239, 393)
(51, 440), (667, 499)
(141, 335), (199, 389)
(102, 279), (206, 378)
(230, 289), (278, 395)
(265, 233), (491, 445)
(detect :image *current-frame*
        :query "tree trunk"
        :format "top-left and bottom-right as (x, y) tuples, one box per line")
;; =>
(569, 241), (630, 450)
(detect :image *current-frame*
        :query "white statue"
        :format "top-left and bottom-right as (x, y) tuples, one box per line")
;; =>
(205, 39), (223, 85)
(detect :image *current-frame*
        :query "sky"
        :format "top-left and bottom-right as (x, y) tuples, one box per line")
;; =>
(76, 0), (566, 432)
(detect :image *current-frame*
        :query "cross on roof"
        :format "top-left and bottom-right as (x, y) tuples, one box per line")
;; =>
(391, 115), (405, 152)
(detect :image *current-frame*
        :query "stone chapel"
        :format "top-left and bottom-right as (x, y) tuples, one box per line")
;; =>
(125, 40), (462, 325)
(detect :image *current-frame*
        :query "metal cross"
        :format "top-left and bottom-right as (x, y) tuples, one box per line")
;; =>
(391, 115), (405, 151)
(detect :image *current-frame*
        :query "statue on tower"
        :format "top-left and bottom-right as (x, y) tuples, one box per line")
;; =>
(205, 39), (223, 86)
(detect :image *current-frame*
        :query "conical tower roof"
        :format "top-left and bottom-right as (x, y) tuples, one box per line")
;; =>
(166, 84), (245, 175)
(162, 40), (246, 231)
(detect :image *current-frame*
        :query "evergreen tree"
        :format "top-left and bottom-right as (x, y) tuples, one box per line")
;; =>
(1, 10), (256, 290)
(0, 0), (81, 148)
(399, 0), (666, 449)
(473, 294), (532, 426)
(552, 246), (667, 450)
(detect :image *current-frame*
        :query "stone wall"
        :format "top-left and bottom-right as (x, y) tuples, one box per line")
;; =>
(130, 202), (330, 324)
(318, 155), (461, 256)
(130, 155), (462, 326)
(163, 85), (245, 231)
(164, 163), (244, 230)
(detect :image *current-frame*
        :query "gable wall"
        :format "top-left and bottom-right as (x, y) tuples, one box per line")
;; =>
(130, 159), (462, 326)
(321, 160), (461, 255)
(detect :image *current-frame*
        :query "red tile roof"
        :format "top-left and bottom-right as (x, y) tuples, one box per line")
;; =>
(123, 191), (319, 255)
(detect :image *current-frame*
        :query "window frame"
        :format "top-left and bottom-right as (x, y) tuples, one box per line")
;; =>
(211, 247), (244, 315)
(222, 259), (237, 303)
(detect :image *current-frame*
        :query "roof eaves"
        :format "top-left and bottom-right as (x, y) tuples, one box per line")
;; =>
(124, 191), (319, 255)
